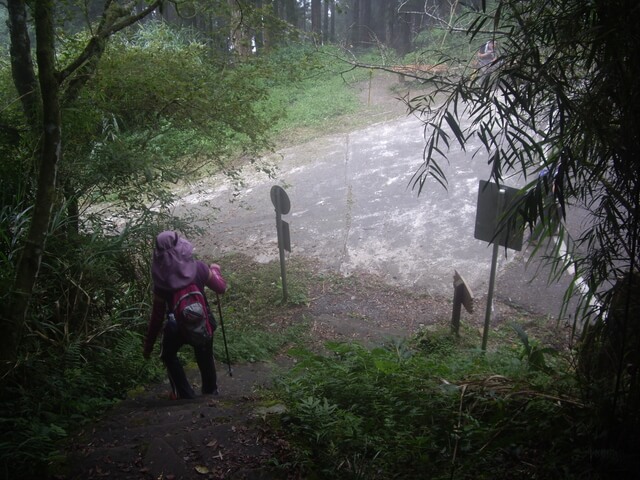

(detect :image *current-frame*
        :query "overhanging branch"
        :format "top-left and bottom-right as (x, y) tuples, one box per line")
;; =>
(57, 0), (163, 85)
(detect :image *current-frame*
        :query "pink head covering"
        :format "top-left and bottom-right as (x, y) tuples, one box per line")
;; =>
(151, 231), (198, 291)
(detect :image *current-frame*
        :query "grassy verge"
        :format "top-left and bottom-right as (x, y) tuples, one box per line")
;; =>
(211, 254), (317, 363)
(263, 48), (410, 148)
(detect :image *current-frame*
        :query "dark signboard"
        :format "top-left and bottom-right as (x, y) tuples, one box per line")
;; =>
(270, 185), (291, 215)
(474, 180), (524, 251)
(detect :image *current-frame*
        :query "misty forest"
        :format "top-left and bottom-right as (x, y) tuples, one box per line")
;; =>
(1, 1), (639, 479)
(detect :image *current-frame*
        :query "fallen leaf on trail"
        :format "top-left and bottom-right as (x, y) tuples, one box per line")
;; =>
(194, 465), (210, 474)
(206, 440), (218, 448)
(94, 466), (110, 477)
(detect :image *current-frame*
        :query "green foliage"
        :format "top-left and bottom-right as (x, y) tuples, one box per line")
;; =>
(59, 21), (279, 219)
(409, 25), (476, 66)
(0, 22), (330, 477)
(0, 215), (166, 478)
(0, 196), (30, 298)
(511, 323), (557, 373)
(222, 254), (313, 313)
(275, 336), (601, 479)
(0, 321), (163, 479)
(1, 7), (340, 480)
(405, 0), (640, 460)
(5, 3), (635, 477)
(265, 46), (372, 144)
(0, 8), (7, 45)
(0, 63), (29, 205)
(207, 255), (314, 364)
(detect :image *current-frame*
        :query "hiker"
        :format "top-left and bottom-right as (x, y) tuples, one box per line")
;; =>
(529, 164), (563, 242)
(476, 40), (496, 67)
(143, 230), (227, 399)
(538, 164), (563, 231)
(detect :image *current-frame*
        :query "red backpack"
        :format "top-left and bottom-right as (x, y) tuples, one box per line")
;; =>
(170, 284), (213, 346)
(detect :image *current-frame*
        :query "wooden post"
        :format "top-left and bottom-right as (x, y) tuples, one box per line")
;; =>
(451, 284), (463, 336)
(451, 270), (474, 336)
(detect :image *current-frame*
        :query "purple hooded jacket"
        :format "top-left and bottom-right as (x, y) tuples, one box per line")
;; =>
(143, 231), (226, 357)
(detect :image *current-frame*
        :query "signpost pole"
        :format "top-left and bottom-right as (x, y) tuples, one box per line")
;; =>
(481, 188), (505, 351)
(270, 185), (291, 304)
(275, 209), (288, 303)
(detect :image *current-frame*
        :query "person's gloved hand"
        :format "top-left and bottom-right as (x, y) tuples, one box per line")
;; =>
(207, 263), (227, 294)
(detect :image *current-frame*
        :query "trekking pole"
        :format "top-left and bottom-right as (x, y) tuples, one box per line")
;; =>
(215, 293), (233, 376)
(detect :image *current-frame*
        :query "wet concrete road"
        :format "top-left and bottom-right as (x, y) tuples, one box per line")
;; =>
(178, 112), (575, 320)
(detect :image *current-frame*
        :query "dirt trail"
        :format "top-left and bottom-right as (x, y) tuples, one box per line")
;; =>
(65, 360), (293, 480)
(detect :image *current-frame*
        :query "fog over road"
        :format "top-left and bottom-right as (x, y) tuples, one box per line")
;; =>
(176, 110), (573, 320)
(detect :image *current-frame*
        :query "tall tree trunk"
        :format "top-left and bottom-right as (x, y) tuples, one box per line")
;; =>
(348, 0), (360, 46)
(254, 0), (265, 52)
(329, 0), (335, 42)
(322, 0), (329, 43)
(358, 0), (371, 46)
(2, 0), (60, 363)
(300, 0), (308, 30)
(229, 0), (252, 55)
(384, 0), (394, 46)
(7, 0), (40, 130)
(398, 12), (412, 54)
(284, 0), (297, 27)
(348, 0), (372, 47)
(160, 1), (177, 22)
(311, 0), (321, 36)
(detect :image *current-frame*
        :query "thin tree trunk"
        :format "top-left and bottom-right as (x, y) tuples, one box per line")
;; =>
(311, 0), (321, 36)
(349, 0), (360, 46)
(359, 0), (370, 46)
(329, 0), (335, 42)
(229, 0), (252, 56)
(322, 0), (329, 43)
(2, 0), (60, 363)
(7, 0), (40, 130)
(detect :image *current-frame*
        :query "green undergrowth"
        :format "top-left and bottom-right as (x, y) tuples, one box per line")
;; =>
(180, 248), (597, 480)
(270, 326), (620, 479)
(0, 324), (166, 478)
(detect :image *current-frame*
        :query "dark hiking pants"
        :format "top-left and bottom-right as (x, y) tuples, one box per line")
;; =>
(160, 319), (217, 399)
